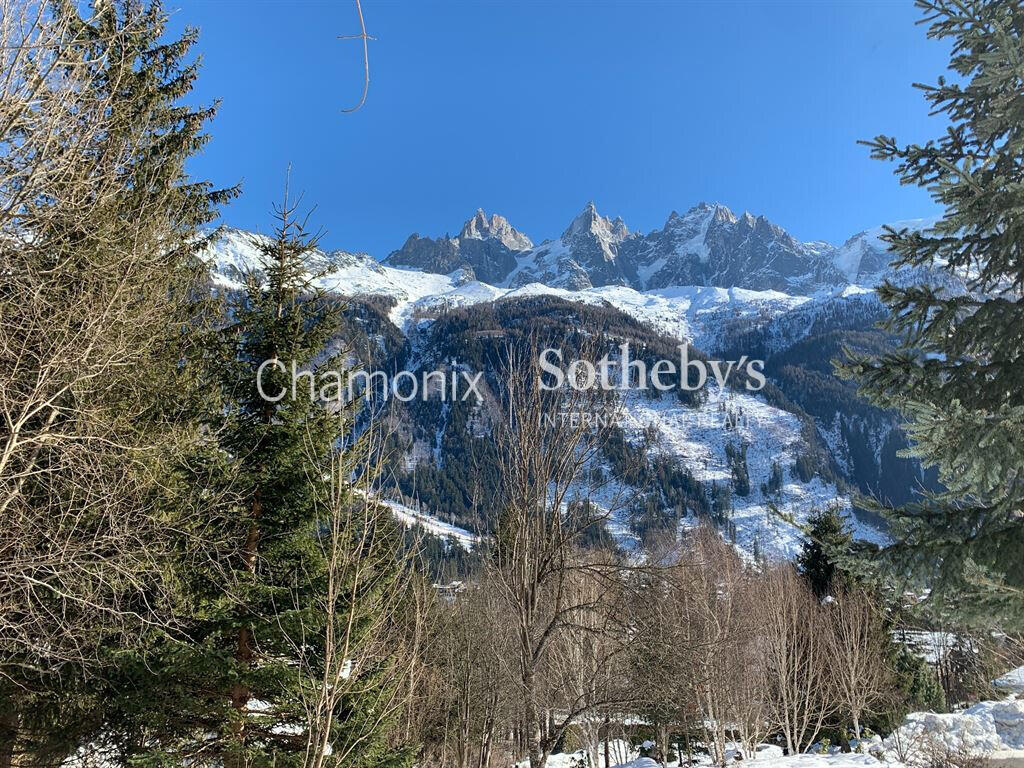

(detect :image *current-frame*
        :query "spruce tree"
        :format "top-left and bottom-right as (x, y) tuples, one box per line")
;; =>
(120, 193), (412, 767)
(0, 0), (231, 761)
(797, 506), (854, 598)
(840, 0), (1024, 630)
(217, 195), (341, 765)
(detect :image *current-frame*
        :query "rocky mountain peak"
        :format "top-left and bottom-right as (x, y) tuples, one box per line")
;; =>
(710, 203), (738, 225)
(562, 202), (628, 244)
(458, 209), (533, 251)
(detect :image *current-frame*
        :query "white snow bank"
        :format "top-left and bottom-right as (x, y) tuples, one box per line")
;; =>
(749, 755), (888, 768)
(885, 696), (1024, 763)
(996, 666), (1024, 694)
(514, 740), (636, 768)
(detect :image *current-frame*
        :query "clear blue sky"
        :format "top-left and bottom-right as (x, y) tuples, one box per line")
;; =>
(168, 1), (950, 258)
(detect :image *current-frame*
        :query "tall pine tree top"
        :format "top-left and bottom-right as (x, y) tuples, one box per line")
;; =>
(797, 505), (854, 599)
(840, 0), (1024, 630)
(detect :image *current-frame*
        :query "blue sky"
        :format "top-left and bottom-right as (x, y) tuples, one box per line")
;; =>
(168, 1), (951, 258)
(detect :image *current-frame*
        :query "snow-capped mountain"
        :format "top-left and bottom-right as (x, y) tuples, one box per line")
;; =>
(385, 210), (532, 285)
(623, 203), (846, 293)
(200, 203), (944, 560)
(386, 202), (925, 296)
(503, 202), (632, 290)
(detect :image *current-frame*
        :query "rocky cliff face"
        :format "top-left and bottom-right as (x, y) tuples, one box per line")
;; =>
(385, 210), (531, 285)
(622, 203), (845, 292)
(385, 202), (887, 294)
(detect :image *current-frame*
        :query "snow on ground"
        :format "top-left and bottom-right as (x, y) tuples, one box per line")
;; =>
(488, 282), (806, 350)
(534, 743), (893, 768)
(897, 630), (958, 665)
(201, 228), (467, 332)
(535, 697), (1024, 768)
(744, 755), (887, 768)
(884, 696), (1024, 764)
(380, 497), (480, 550)
(617, 389), (885, 559)
(997, 667), (1024, 694)
(515, 740), (638, 768)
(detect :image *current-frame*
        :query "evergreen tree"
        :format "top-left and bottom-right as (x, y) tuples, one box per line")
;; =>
(121, 195), (412, 767)
(725, 441), (750, 497)
(0, 0), (231, 761)
(868, 644), (946, 735)
(217, 195), (342, 764)
(840, 0), (1024, 630)
(797, 506), (854, 598)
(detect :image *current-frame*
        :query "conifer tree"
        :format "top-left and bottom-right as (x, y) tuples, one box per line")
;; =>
(217, 193), (342, 765)
(797, 506), (854, 598)
(840, 0), (1024, 630)
(0, 0), (231, 761)
(119, 192), (413, 768)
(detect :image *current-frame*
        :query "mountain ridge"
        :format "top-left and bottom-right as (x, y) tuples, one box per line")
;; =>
(384, 201), (931, 294)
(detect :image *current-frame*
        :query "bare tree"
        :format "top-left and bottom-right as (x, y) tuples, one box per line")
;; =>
(826, 588), (894, 741)
(432, 575), (518, 768)
(545, 550), (633, 768)
(759, 564), (839, 755)
(630, 528), (769, 768)
(488, 339), (630, 768)
(629, 539), (702, 768)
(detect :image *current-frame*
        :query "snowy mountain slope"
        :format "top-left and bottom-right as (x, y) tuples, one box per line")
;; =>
(384, 210), (532, 285)
(832, 217), (939, 283)
(378, 202), (895, 296)
(199, 203), (946, 560)
(202, 227), (811, 347)
(503, 202), (632, 290)
(380, 498), (480, 551)
(617, 391), (886, 559)
(212, 232), (808, 341)
(621, 203), (846, 293)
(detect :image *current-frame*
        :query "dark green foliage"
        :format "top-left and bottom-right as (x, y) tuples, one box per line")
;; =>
(841, 0), (1024, 630)
(868, 643), (946, 735)
(0, 0), (234, 760)
(797, 506), (854, 598)
(421, 295), (709, 407)
(394, 397), (503, 531)
(710, 482), (732, 524)
(793, 452), (817, 484)
(762, 461), (784, 497)
(724, 441), (750, 497)
(125, 202), (411, 766)
(401, 526), (483, 581)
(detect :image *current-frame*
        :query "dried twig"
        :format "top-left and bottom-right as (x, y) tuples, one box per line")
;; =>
(339, 0), (374, 113)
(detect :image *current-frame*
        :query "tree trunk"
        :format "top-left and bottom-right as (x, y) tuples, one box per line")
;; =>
(226, 492), (261, 766)
(0, 704), (17, 768)
(522, 659), (546, 768)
